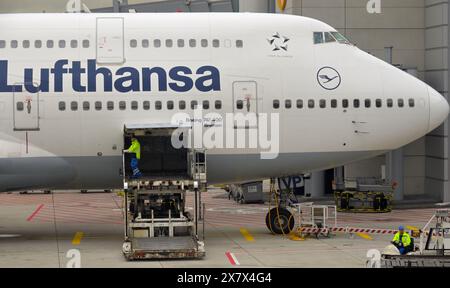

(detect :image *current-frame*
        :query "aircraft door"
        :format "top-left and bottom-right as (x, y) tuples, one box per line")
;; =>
(96, 17), (124, 64)
(13, 84), (40, 131)
(233, 81), (258, 114)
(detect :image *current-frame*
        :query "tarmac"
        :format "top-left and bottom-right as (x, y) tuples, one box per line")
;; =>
(0, 189), (441, 268)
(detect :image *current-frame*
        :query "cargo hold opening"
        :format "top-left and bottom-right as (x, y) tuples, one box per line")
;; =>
(123, 123), (192, 180)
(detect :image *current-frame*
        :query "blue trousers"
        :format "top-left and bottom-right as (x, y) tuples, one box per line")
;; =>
(130, 158), (142, 178)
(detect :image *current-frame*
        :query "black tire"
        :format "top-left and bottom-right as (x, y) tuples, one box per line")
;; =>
(265, 207), (295, 235)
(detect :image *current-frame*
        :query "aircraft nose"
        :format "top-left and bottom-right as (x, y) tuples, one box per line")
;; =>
(428, 86), (449, 133)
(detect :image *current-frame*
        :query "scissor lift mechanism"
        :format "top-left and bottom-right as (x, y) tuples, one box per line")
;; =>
(121, 124), (207, 260)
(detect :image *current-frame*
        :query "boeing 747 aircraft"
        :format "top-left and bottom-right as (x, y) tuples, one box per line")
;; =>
(0, 12), (448, 196)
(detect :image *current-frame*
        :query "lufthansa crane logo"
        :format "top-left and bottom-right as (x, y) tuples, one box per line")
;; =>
(317, 67), (341, 90)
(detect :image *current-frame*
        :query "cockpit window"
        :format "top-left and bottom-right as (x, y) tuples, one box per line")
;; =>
(331, 32), (350, 44)
(324, 32), (336, 43)
(314, 32), (324, 44)
(314, 31), (351, 45)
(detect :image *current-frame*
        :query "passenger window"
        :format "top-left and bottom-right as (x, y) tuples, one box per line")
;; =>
(131, 101), (138, 110)
(154, 39), (161, 48)
(308, 100), (315, 109)
(387, 99), (393, 108)
(213, 39), (220, 48)
(320, 100), (326, 108)
(331, 99), (338, 108)
(70, 40), (78, 48)
(22, 40), (30, 48)
(47, 40), (54, 48)
(130, 39), (137, 48)
(285, 100), (292, 109)
(365, 99), (371, 108)
(342, 99), (349, 108)
(177, 39), (185, 48)
(165, 39), (173, 48)
(324, 32), (336, 43)
(155, 101), (162, 110)
(95, 101), (102, 111)
(398, 99), (404, 108)
(237, 100), (244, 110)
(167, 101), (174, 110)
(82, 40), (90, 48)
(353, 99), (360, 108)
(107, 101), (114, 111)
(58, 101), (66, 111)
(236, 40), (244, 48)
(314, 32), (324, 44)
(71, 101), (78, 111)
(11, 40), (18, 48)
(376, 99), (382, 108)
(35, 40), (42, 48)
(16, 102), (24, 111)
(83, 101), (90, 111)
(179, 101), (186, 110)
(273, 100), (280, 109)
(59, 40), (66, 48)
(409, 99), (415, 108)
(191, 100), (198, 110)
(142, 39), (149, 48)
(0, 40), (5, 48)
(297, 99), (303, 109)
(143, 101), (150, 110)
(119, 101), (126, 110)
(201, 39), (208, 48)
(203, 100), (210, 110)
(215, 100), (222, 110)
(189, 39), (196, 48)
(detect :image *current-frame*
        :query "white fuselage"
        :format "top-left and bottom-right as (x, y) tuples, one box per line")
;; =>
(0, 13), (448, 191)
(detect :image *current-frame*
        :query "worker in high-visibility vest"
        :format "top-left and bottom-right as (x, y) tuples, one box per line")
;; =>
(124, 137), (142, 179)
(391, 226), (412, 255)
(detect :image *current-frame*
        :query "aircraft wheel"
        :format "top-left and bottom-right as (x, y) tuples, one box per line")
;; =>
(265, 207), (295, 235)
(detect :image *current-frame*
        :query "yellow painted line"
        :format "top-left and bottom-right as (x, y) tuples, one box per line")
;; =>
(356, 232), (373, 240)
(288, 233), (305, 241)
(72, 232), (84, 245)
(240, 228), (255, 242)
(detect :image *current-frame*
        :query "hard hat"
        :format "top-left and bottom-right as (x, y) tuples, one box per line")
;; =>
(399, 226), (405, 231)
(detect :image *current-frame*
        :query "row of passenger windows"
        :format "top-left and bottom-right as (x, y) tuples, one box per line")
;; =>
(49, 100), (223, 112)
(0, 38), (244, 49)
(130, 39), (244, 49)
(272, 98), (416, 109)
(0, 39), (90, 49)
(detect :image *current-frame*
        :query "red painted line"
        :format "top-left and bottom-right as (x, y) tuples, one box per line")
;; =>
(225, 252), (237, 266)
(26, 204), (44, 222)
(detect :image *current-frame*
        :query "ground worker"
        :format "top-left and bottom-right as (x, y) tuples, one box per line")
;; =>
(391, 226), (412, 255)
(124, 137), (142, 179)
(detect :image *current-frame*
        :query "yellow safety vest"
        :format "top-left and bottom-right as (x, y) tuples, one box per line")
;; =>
(128, 140), (141, 160)
(392, 232), (411, 247)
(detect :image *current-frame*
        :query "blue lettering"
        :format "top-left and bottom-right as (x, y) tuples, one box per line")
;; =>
(142, 67), (167, 91)
(69, 61), (86, 92)
(0, 60), (222, 94)
(169, 66), (193, 92)
(24, 68), (49, 93)
(88, 59), (112, 92)
(196, 66), (221, 92)
(50, 60), (68, 93)
(0, 60), (22, 92)
(114, 67), (140, 93)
